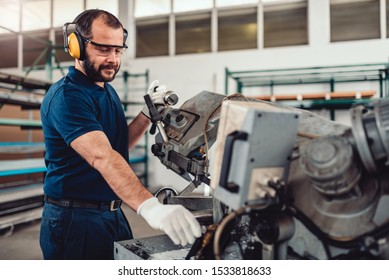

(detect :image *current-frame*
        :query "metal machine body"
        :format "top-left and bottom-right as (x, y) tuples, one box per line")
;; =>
(116, 90), (389, 260)
(151, 91), (225, 187)
(208, 97), (389, 260)
(212, 101), (300, 210)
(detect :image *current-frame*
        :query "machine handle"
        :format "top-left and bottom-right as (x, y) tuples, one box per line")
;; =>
(144, 94), (169, 143)
(219, 130), (248, 193)
(144, 94), (161, 123)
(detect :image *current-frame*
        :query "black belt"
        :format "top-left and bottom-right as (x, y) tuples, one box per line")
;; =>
(44, 196), (122, 211)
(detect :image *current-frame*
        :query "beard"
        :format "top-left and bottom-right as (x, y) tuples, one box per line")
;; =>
(82, 52), (120, 83)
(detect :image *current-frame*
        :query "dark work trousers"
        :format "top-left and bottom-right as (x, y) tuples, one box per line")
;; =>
(39, 202), (133, 260)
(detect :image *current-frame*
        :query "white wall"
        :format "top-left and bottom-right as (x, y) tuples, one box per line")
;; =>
(125, 40), (389, 97)
(123, 0), (388, 97)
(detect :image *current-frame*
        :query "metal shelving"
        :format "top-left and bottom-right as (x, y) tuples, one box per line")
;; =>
(225, 63), (389, 120)
(0, 72), (48, 229)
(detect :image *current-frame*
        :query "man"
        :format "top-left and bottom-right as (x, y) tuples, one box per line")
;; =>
(40, 9), (201, 260)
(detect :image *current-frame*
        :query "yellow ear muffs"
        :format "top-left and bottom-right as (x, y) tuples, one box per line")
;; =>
(67, 31), (85, 61)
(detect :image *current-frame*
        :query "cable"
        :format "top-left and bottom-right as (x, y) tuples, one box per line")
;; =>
(213, 206), (249, 260)
(213, 202), (271, 260)
(296, 131), (321, 139)
(201, 93), (251, 166)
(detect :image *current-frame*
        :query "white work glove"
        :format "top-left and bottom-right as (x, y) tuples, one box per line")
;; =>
(141, 80), (167, 118)
(137, 197), (202, 246)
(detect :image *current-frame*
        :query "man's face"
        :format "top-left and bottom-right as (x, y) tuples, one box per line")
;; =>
(82, 50), (120, 83)
(82, 18), (125, 83)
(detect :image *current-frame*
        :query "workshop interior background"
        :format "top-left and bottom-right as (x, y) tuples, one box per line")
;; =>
(1, 0), (389, 259)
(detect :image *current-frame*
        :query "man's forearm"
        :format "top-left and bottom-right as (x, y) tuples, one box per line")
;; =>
(94, 148), (153, 210)
(70, 130), (153, 210)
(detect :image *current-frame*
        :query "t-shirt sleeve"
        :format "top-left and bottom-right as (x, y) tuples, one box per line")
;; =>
(45, 88), (103, 145)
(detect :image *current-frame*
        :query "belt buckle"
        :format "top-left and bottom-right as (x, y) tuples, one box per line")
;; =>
(110, 200), (119, 211)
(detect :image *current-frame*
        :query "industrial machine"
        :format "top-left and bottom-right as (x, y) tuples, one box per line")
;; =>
(115, 90), (389, 260)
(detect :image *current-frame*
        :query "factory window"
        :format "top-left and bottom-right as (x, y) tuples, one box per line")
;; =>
(176, 13), (211, 55)
(263, 0), (308, 48)
(86, 0), (118, 16)
(135, 0), (171, 18)
(174, 0), (213, 13)
(0, 35), (18, 68)
(22, 30), (51, 67)
(22, 0), (51, 31)
(386, 0), (389, 37)
(330, 0), (380, 42)
(136, 18), (169, 57)
(216, 0), (258, 8)
(53, 0), (84, 27)
(218, 8), (257, 51)
(0, 0), (20, 34)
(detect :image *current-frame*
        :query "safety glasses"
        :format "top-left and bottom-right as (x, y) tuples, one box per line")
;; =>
(82, 35), (128, 57)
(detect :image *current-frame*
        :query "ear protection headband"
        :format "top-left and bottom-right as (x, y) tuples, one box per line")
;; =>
(62, 13), (128, 61)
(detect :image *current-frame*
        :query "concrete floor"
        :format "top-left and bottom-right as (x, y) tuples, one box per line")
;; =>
(0, 205), (162, 260)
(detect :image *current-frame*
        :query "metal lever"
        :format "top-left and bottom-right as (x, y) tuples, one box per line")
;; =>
(144, 94), (169, 144)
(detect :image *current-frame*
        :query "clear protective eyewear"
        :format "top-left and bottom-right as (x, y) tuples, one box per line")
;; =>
(82, 35), (128, 57)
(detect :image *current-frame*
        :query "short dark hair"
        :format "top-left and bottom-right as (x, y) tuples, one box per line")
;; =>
(74, 9), (124, 39)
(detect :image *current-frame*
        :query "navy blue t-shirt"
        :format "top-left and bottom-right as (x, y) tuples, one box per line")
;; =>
(40, 67), (129, 201)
